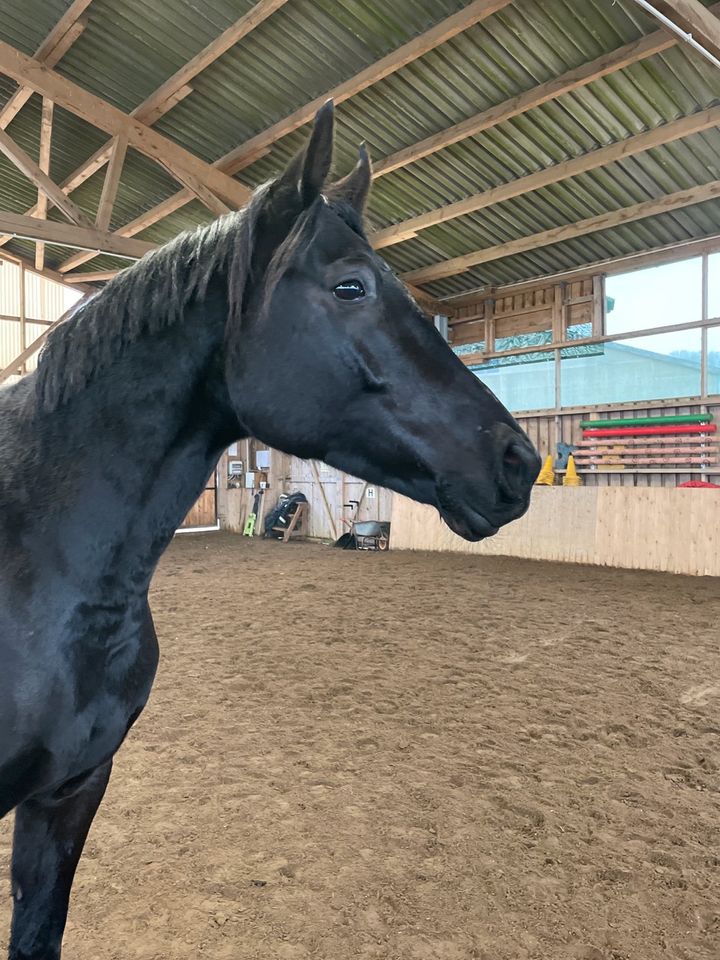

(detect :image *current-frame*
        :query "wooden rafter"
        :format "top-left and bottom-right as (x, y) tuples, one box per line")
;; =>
(52, 4), (706, 276)
(441, 233), (720, 306)
(59, 269), (119, 283)
(370, 105), (720, 249)
(137, 0), (290, 123)
(35, 97), (54, 270)
(0, 39), (251, 210)
(373, 31), (678, 178)
(218, 0), (513, 176)
(40, 0), (511, 273)
(404, 180), (720, 286)
(0, 0), (92, 130)
(0, 126), (94, 228)
(0, 0), (288, 254)
(641, 0), (720, 64)
(55, 134), (128, 275)
(0, 210), (155, 259)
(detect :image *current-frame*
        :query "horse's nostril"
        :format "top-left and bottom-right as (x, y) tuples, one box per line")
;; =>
(498, 437), (540, 500)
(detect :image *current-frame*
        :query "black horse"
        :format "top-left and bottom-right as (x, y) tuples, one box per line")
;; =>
(0, 102), (539, 959)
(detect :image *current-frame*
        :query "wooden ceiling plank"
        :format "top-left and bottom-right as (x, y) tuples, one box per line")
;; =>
(404, 179), (720, 286)
(371, 105), (720, 248)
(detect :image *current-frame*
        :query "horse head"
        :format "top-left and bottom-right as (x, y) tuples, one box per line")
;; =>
(225, 101), (540, 541)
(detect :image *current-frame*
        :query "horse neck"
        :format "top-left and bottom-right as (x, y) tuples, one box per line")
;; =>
(30, 294), (240, 595)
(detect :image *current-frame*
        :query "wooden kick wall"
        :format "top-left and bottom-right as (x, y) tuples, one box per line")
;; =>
(390, 488), (720, 578)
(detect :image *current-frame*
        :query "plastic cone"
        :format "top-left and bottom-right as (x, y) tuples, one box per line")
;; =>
(563, 454), (582, 486)
(535, 454), (555, 486)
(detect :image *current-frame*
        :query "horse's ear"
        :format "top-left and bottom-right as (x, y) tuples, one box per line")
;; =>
(300, 100), (335, 205)
(327, 142), (372, 215)
(276, 100), (334, 207)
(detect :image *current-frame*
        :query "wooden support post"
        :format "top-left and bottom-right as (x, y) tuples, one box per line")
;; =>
(484, 297), (495, 354)
(35, 97), (54, 271)
(19, 261), (26, 374)
(592, 275), (604, 337)
(96, 134), (128, 231)
(552, 283), (565, 342)
(309, 460), (338, 541)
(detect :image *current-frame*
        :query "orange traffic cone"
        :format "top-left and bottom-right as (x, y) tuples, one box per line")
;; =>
(535, 455), (555, 486)
(563, 454), (582, 486)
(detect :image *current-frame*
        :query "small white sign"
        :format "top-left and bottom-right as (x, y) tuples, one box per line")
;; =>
(367, 487), (376, 500)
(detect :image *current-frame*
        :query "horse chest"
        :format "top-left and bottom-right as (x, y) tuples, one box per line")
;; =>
(2, 603), (158, 800)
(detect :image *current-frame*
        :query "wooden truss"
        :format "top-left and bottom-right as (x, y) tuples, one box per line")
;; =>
(0, 0), (718, 384)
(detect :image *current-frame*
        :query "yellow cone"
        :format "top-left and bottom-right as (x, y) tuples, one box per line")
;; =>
(535, 454), (555, 486)
(563, 454), (582, 486)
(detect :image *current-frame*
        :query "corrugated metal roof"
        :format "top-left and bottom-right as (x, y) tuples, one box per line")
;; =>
(0, 0), (718, 296)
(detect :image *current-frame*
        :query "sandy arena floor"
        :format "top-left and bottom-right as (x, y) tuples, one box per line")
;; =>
(1, 533), (719, 959)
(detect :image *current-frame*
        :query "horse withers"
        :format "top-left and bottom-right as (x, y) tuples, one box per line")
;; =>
(0, 101), (539, 959)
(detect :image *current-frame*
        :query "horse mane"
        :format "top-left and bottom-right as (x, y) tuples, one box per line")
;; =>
(33, 184), (365, 412)
(35, 183), (276, 412)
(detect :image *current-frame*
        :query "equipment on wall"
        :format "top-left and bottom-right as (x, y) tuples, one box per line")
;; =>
(243, 489), (264, 537)
(264, 492), (308, 542)
(575, 413), (718, 471)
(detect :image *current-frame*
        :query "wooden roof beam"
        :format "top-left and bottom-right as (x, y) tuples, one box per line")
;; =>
(95, 135), (128, 232)
(0, 125), (94, 227)
(373, 29), (679, 179)
(55, 2), (707, 275)
(4, 0), (288, 219)
(44, 0), (512, 272)
(0, 39), (252, 210)
(137, 0), (290, 123)
(635, 0), (720, 66)
(404, 179), (720, 286)
(218, 0), (513, 176)
(371, 105), (720, 249)
(0, 210), (156, 259)
(0, 0), (92, 130)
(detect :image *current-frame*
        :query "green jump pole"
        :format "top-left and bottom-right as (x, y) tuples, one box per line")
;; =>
(580, 413), (713, 429)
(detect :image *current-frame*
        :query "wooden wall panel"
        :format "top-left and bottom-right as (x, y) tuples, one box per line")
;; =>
(390, 487), (720, 577)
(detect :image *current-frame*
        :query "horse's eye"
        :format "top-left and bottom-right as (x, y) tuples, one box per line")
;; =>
(333, 279), (366, 302)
